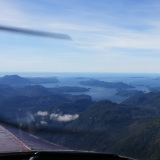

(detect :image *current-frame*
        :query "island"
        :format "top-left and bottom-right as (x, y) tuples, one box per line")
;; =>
(79, 79), (134, 89)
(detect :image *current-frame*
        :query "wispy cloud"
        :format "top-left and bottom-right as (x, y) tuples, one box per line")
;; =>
(2, 0), (160, 52)
(0, 1), (29, 27)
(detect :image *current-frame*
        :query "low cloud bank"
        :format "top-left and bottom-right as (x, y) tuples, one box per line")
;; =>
(50, 113), (79, 122)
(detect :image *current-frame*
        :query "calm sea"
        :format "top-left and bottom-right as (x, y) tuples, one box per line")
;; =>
(1, 72), (160, 103)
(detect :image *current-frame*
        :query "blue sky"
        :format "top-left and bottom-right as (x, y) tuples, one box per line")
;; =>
(0, 0), (160, 73)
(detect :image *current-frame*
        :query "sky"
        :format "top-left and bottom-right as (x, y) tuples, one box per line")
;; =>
(0, 0), (160, 73)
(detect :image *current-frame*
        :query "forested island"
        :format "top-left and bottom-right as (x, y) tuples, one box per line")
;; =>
(79, 79), (134, 89)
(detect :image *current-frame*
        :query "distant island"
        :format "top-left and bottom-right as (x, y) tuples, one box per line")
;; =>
(130, 76), (145, 78)
(0, 75), (59, 86)
(79, 79), (134, 89)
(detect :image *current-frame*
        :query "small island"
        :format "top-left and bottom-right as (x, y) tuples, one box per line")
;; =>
(79, 79), (134, 89)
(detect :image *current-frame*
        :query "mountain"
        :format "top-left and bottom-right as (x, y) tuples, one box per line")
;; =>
(122, 92), (160, 113)
(0, 75), (59, 86)
(79, 79), (134, 89)
(36, 95), (160, 160)
(116, 89), (144, 97)
(0, 92), (92, 121)
(0, 83), (91, 101)
(0, 95), (70, 120)
(31, 97), (93, 130)
(48, 98), (93, 115)
(0, 85), (19, 100)
(149, 87), (160, 93)
(0, 75), (30, 85)
(20, 85), (52, 96)
(0, 84), (53, 99)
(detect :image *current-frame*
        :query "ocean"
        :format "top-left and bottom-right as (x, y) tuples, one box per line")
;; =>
(1, 72), (160, 103)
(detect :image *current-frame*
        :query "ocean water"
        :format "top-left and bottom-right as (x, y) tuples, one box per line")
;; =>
(1, 72), (160, 103)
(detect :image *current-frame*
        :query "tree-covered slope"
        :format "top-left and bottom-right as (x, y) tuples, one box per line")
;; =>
(42, 98), (160, 160)
(122, 92), (160, 113)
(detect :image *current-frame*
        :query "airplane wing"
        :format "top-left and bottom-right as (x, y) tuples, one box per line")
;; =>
(0, 124), (65, 152)
(0, 123), (134, 160)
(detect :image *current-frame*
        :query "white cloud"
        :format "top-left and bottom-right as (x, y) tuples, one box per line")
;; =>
(37, 111), (48, 116)
(40, 121), (48, 125)
(50, 113), (79, 122)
